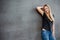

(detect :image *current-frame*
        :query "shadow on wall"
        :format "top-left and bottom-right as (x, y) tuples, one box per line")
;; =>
(35, 8), (42, 40)
(30, 7), (42, 40)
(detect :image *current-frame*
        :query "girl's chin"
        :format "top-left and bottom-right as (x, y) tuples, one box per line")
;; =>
(46, 11), (49, 13)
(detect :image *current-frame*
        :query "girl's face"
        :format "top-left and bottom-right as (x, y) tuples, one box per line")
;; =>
(43, 6), (50, 13)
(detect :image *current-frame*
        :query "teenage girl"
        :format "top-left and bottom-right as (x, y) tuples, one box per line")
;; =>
(36, 4), (56, 40)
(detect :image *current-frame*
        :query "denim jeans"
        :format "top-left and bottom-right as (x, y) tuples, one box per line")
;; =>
(41, 29), (56, 40)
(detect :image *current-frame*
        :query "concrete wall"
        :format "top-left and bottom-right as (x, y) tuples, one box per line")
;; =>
(0, 0), (60, 40)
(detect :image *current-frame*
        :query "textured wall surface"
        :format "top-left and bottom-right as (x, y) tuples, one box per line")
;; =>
(0, 0), (60, 40)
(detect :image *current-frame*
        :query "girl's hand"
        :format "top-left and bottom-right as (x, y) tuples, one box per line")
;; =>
(52, 32), (56, 40)
(52, 32), (55, 37)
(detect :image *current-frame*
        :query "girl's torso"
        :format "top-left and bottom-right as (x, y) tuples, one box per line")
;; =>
(42, 12), (53, 31)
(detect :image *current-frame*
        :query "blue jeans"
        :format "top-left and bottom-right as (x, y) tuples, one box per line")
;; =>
(41, 29), (56, 40)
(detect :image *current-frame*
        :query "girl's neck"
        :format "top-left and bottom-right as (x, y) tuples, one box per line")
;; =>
(45, 11), (53, 21)
(45, 11), (49, 15)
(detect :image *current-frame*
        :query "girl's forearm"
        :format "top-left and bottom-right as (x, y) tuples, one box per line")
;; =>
(52, 23), (55, 37)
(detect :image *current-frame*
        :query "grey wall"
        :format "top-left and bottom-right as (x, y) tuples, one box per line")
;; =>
(0, 0), (60, 40)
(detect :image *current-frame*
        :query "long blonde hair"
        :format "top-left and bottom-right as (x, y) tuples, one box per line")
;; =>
(43, 4), (55, 22)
